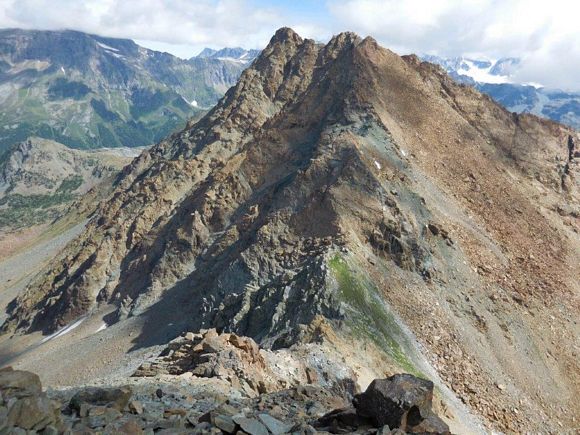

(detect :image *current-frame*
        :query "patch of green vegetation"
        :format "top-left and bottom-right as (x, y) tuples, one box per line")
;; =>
(107, 92), (131, 117)
(0, 81), (197, 154)
(47, 78), (92, 100)
(113, 120), (151, 147)
(171, 95), (193, 114)
(0, 146), (12, 169)
(129, 88), (171, 119)
(0, 205), (57, 228)
(0, 192), (74, 209)
(96, 123), (120, 148)
(151, 117), (187, 143)
(90, 98), (120, 122)
(329, 254), (421, 375)
(56, 175), (83, 193)
(34, 124), (81, 148)
(0, 192), (76, 228)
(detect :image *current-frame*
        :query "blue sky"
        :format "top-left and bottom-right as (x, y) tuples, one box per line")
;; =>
(0, 0), (579, 89)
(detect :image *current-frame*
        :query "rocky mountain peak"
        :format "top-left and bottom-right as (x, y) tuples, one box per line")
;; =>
(324, 31), (362, 55)
(5, 26), (578, 334)
(269, 27), (303, 46)
(1, 28), (578, 433)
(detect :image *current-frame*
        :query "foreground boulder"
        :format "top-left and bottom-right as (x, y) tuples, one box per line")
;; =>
(353, 374), (449, 434)
(133, 329), (276, 395)
(1, 362), (450, 434)
(0, 367), (62, 432)
(69, 385), (133, 413)
(317, 374), (450, 434)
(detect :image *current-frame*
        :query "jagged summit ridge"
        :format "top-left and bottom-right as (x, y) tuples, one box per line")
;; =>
(270, 27), (303, 44)
(1, 28), (578, 433)
(4, 28), (384, 334)
(4, 25), (577, 339)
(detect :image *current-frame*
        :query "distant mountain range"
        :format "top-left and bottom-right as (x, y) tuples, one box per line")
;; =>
(0, 27), (576, 160)
(196, 47), (261, 64)
(0, 29), (252, 152)
(423, 55), (580, 130)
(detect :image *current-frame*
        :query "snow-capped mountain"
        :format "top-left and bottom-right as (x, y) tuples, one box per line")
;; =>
(195, 47), (261, 64)
(423, 55), (579, 130)
(421, 55), (518, 85)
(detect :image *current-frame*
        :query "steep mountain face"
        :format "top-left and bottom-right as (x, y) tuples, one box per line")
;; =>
(2, 28), (579, 432)
(424, 54), (580, 129)
(0, 29), (251, 152)
(0, 137), (132, 229)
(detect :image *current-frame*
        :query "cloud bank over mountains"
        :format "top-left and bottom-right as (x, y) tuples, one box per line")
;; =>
(0, 0), (578, 90)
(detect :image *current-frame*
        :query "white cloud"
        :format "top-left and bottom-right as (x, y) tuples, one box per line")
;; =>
(0, 0), (283, 50)
(326, 0), (580, 90)
(0, 0), (578, 90)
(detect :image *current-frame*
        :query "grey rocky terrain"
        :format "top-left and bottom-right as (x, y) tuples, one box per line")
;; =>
(1, 331), (451, 434)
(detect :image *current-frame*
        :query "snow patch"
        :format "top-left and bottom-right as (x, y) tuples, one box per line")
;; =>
(400, 148), (407, 157)
(96, 322), (107, 333)
(190, 99), (198, 107)
(458, 60), (509, 84)
(60, 66), (65, 75)
(96, 41), (120, 52)
(374, 160), (381, 170)
(523, 82), (544, 89)
(40, 317), (85, 344)
(216, 56), (249, 64)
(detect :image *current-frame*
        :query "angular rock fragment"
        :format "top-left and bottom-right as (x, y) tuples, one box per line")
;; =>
(233, 415), (269, 435)
(258, 413), (295, 435)
(0, 369), (61, 432)
(69, 386), (132, 412)
(353, 374), (449, 434)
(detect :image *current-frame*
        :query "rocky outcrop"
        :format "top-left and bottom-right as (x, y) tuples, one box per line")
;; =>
(0, 367), (62, 433)
(0, 363), (449, 435)
(133, 328), (359, 399)
(134, 329), (277, 395)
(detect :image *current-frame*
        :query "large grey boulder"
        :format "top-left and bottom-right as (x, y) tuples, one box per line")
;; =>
(0, 367), (61, 432)
(69, 386), (133, 412)
(353, 374), (449, 434)
(0, 367), (42, 399)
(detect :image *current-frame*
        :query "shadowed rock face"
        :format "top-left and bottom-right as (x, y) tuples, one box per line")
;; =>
(2, 28), (579, 433)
